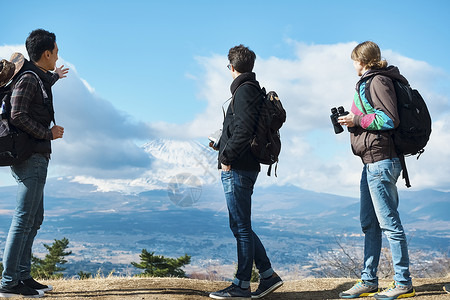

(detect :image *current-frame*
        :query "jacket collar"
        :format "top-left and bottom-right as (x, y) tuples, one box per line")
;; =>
(230, 72), (256, 94)
(357, 65), (409, 88)
(18, 59), (55, 87)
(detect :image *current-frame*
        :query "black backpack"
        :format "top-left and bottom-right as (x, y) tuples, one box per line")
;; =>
(0, 71), (46, 166)
(365, 76), (432, 187)
(233, 82), (286, 176)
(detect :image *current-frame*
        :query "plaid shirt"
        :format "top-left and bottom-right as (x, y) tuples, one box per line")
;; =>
(10, 72), (58, 140)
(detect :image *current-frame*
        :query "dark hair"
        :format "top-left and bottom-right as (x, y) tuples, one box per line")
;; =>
(228, 44), (256, 73)
(26, 29), (56, 62)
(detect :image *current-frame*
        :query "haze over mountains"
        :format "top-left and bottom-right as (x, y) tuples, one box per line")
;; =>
(0, 138), (448, 278)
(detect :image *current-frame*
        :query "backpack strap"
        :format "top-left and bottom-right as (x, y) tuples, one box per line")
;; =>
(267, 161), (278, 177)
(230, 81), (264, 115)
(399, 154), (411, 188)
(16, 70), (56, 125)
(222, 96), (232, 120)
(0, 86), (9, 120)
(363, 77), (374, 107)
(20, 71), (49, 99)
(364, 75), (411, 187)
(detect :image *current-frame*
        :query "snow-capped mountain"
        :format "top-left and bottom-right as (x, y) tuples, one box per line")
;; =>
(142, 139), (215, 168)
(71, 138), (220, 194)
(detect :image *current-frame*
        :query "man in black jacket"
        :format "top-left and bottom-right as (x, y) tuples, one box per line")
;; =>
(0, 29), (68, 298)
(209, 45), (282, 300)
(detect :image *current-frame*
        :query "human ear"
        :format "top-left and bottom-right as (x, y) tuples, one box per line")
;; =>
(43, 50), (51, 60)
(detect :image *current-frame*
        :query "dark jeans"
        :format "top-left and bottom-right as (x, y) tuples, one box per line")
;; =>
(1, 154), (48, 288)
(221, 169), (273, 289)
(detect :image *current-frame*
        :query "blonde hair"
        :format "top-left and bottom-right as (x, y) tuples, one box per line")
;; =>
(351, 41), (388, 69)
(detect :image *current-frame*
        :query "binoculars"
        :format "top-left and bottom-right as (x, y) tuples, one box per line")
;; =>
(330, 106), (354, 134)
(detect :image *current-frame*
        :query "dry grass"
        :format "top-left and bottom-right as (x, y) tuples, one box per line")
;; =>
(38, 276), (450, 299)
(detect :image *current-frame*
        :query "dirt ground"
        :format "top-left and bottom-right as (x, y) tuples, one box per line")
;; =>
(39, 276), (450, 300)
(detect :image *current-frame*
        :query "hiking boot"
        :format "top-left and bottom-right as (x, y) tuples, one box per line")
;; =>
(22, 278), (53, 292)
(251, 272), (283, 299)
(374, 281), (415, 299)
(0, 282), (44, 298)
(339, 280), (379, 298)
(209, 284), (251, 299)
(444, 284), (450, 294)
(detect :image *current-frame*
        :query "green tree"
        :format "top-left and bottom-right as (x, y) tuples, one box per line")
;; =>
(235, 263), (259, 282)
(77, 271), (92, 280)
(31, 237), (72, 279)
(251, 264), (259, 282)
(131, 249), (191, 278)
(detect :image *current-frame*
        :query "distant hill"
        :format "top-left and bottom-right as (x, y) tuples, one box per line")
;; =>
(0, 138), (448, 278)
(0, 176), (448, 278)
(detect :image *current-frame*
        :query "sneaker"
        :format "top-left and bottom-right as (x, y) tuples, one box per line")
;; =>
(0, 282), (44, 298)
(22, 278), (53, 292)
(251, 272), (283, 299)
(444, 284), (450, 294)
(209, 284), (251, 299)
(374, 281), (415, 299)
(339, 280), (379, 298)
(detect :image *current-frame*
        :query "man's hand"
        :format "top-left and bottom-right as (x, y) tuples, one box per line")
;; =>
(55, 65), (69, 79)
(209, 141), (219, 151)
(338, 112), (356, 128)
(221, 163), (231, 171)
(51, 125), (64, 140)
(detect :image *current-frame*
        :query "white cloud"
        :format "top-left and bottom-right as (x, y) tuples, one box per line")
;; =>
(0, 45), (27, 60)
(2, 42), (449, 197)
(80, 78), (95, 93)
(157, 42), (450, 196)
(0, 46), (155, 183)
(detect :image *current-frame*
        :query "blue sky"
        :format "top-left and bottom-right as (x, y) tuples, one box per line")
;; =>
(1, 0), (450, 195)
(2, 0), (449, 123)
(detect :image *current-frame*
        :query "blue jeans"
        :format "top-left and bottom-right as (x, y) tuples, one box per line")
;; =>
(221, 169), (273, 289)
(360, 158), (411, 285)
(1, 154), (48, 288)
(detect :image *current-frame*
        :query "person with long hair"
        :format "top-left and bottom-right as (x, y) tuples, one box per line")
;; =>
(338, 41), (415, 300)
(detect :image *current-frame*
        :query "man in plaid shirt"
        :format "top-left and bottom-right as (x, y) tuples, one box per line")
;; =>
(0, 29), (68, 298)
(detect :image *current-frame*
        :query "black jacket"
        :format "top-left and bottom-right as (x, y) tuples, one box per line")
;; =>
(218, 72), (261, 172)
